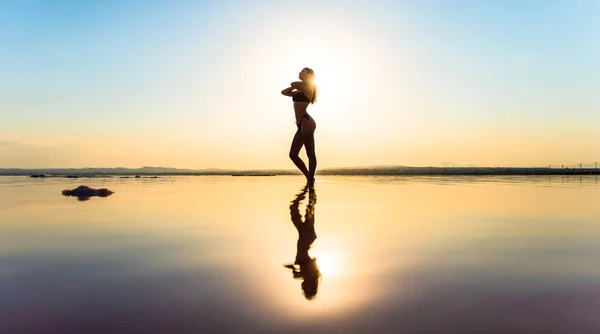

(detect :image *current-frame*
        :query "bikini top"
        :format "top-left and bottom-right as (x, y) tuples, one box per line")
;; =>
(293, 91), (310, 103)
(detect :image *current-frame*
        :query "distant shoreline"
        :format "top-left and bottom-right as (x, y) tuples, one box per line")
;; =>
(1, 167), (599, 177)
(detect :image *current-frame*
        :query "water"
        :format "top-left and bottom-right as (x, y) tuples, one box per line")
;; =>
(1, 175), (599, 334)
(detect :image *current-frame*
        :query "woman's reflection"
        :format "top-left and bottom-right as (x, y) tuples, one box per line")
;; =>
(284, 186), (321, 300)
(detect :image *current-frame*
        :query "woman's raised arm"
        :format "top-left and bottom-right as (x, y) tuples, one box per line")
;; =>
(281, 86), (295, 97)
(290, 81), (304, 90)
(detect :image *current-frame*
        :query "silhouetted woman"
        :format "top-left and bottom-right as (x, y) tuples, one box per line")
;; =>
(284, 186), (320, 300)
(281, 68), (318, 187)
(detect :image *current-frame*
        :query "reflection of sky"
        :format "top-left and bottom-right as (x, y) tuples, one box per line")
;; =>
(1, 176), (600, 333)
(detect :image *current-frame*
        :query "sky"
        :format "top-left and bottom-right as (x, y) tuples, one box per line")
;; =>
(1, 0), (599, 169)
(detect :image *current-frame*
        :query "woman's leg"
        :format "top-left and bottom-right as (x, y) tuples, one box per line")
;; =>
(289, 129), (309, 179)
(300, 119), (317, 186)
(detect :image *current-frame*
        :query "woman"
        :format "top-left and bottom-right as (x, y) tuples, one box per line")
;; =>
(281, 67), (318, 187)
(284, 186), (320, 300)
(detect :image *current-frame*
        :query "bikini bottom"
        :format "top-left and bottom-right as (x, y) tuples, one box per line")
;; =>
(296, 113), (311, 130)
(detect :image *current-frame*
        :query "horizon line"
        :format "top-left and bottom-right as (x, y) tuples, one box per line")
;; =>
(1, 163), (599, 170)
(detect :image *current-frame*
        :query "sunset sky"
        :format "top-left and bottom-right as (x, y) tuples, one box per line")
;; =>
(1, 0), (598, 169)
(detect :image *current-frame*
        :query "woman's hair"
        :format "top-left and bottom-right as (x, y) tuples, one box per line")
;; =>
(301, 259), (321, 300)
(302, 67), (318, 104)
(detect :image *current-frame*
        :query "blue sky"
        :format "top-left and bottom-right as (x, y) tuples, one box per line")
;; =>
(1, 0), (598, 168)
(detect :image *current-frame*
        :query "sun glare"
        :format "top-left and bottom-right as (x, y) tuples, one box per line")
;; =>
(249, 6), (382, 109)
(310, 60), (348, 105)
(314, 250), (345, 280)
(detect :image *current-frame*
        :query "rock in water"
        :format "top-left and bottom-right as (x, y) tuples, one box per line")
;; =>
(62, 185), (114, 201)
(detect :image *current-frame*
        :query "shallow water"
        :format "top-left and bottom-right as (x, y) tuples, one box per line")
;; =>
(1, 175), (599, 334)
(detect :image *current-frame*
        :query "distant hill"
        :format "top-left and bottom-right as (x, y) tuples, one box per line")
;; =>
(0, 167), (234, 176)
(0, 166), (598, 176)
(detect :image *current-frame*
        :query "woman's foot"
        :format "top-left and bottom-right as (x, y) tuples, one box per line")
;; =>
(306, 178), (315, 188)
